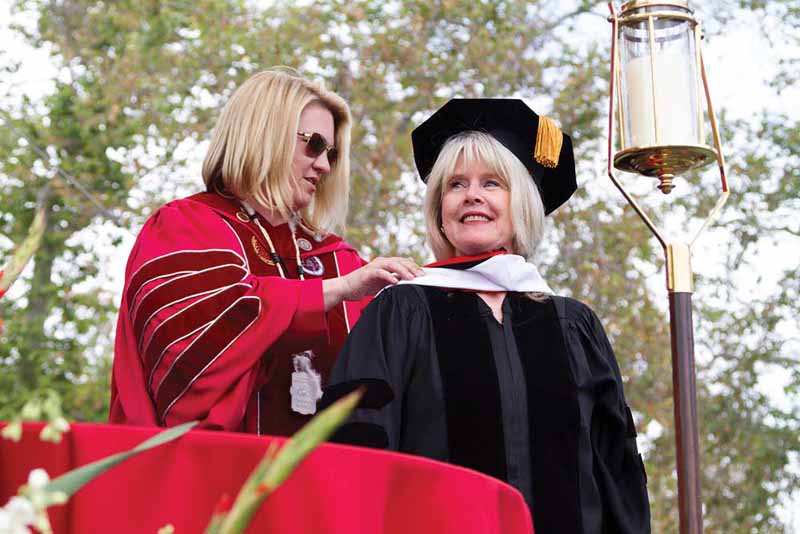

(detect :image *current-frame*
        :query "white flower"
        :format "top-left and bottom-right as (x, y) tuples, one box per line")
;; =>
(38, 418), (69, 444)
(0, 496), (36, 534)
(4, 497), (35, 524)
(0, 422), (22, 443)
(26, 470), (49, 490)
(51, 417), (69, 433)
(38, 426), (58, 444)
(19, 403), (40, 421)
(19, 468), (65, 533)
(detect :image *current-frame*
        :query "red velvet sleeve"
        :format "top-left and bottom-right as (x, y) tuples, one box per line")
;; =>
(110, 199), (328, 430)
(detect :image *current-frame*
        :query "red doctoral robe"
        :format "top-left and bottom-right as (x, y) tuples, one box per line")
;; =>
(110, 192), (367, 435)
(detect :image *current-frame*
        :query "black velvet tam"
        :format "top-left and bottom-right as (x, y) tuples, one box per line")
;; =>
(411, 98), (577, 215)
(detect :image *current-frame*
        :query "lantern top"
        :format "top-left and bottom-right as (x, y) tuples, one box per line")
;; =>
(620, 0), (692, 13)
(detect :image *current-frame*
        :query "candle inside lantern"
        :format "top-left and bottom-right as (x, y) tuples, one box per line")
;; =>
(624, 52), (699, 147)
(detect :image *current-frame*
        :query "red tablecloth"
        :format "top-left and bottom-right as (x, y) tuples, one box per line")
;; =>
(0, 422), (533, 533)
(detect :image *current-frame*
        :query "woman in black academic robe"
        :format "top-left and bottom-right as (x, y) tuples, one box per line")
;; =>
(321, 99), (651, 534)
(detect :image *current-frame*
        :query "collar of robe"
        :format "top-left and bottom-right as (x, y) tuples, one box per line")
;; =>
(396, 251), (553, 294)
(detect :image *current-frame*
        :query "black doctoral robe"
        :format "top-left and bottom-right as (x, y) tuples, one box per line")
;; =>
(321, 284), (650, 534)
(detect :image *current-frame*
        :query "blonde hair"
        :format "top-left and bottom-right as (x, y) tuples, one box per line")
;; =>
(424, 131), (546, 262)
(202, 68), (351, 233)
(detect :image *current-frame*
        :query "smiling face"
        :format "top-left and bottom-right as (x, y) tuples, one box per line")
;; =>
(440, 154), (515, 257)
(290, 102), (336, 211)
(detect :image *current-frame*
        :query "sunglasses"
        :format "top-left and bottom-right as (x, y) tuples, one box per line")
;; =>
(297, 131), (338, 164)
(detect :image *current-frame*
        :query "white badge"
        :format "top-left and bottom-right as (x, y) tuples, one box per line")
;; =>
(297, 237), (313, 251)
(301, 256), (325, 276)
(290, 351), (322, 415)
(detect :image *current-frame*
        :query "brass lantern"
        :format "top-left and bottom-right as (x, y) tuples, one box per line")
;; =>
(606, 2), (731, 533)
(610, 0), (722, 193)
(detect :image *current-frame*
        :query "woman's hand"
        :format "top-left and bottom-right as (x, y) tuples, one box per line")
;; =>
(323, 257), (424, 310)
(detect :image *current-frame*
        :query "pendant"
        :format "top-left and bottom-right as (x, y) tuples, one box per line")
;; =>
(301, 256), (324, 276)
(290, 351), (322, 415)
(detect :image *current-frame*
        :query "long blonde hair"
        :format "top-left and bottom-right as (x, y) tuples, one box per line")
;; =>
(424, 131), (546, 262)
(202, 68), (351, 233)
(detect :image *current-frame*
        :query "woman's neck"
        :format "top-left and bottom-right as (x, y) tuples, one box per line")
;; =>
(246, 198), (289, 227)
(477, 291), (506, 324)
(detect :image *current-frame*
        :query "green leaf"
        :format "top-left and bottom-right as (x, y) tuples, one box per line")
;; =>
(217, 390), (362, 534)
(45, 421), (198, 497)
(0, 202), (47, 296)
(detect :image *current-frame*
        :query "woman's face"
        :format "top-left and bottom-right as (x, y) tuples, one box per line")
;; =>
(440, 154), (514, 257)
(291, 103), (336, 211)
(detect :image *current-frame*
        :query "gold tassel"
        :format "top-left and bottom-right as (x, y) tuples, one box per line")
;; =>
(534, 116), (563, 169)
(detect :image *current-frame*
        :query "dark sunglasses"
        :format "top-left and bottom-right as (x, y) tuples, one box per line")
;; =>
(297, 131), (338, 164)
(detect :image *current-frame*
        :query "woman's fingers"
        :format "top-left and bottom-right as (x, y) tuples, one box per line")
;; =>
(377, 269), (399, 285)
(332, 257), (424, 304)
(374, 257), (424, 281)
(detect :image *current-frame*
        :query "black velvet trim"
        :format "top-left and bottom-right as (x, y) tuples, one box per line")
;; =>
(510, 295), (582, 534)
(625, 406), (638, 438)
(319, 379), (394, 411)
(638, 454), (648, 483)
(330, 422), (389, 448)
(425, 288), (507, 481)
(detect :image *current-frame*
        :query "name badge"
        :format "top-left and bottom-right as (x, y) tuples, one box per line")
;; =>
(290, 351), (322, 415)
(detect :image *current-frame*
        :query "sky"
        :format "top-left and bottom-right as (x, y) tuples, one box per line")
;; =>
(1, 0), (798, 530)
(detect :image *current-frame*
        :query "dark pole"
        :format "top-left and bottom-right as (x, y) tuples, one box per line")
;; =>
(669, 291), (703, 533)
(666, 243), (703, 533)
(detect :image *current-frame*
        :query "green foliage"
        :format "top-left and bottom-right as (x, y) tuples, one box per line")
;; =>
(45, 420), (198, 497)
(1, 391), (70, 443)
(0, 0), (797, 531)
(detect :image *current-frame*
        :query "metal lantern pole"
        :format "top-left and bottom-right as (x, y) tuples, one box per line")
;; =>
(606, 2), (730, 533)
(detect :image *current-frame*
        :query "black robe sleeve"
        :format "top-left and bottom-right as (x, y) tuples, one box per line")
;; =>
(320, 285), (437, 452)
(565, 299), (651, 533)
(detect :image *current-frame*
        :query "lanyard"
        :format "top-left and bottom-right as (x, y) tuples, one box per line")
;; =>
(240, 201), (305, 280)
(238, 200), (352, 420)
(238, 200), (351, 334)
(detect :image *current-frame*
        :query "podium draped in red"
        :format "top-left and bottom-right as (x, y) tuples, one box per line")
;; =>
(0, 423), (533, 533)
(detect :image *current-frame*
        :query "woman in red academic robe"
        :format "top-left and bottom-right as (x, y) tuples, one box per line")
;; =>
(110, 69), (421, 435)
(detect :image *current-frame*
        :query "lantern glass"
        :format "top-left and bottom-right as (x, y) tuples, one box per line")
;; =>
(618, 4), (701, 149)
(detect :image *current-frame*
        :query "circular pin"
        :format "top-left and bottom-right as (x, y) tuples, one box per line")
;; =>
(236, 210), (250, 222)
(297, 237), (313, 251)
(301, 256), (324, 276)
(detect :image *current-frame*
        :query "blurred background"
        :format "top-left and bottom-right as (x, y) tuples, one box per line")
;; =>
(0, 1), (797, 531)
